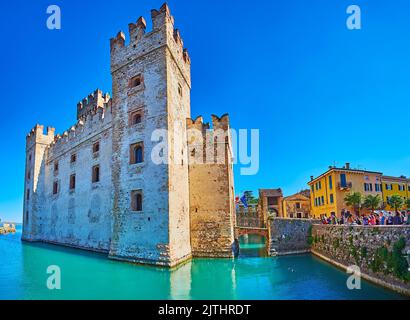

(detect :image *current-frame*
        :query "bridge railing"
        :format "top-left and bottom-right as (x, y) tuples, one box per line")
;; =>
(236, 217), (266, 229)
(236, 205), (266, 228)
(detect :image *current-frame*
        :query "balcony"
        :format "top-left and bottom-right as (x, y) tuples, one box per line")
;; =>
(338, 182), (352, 190)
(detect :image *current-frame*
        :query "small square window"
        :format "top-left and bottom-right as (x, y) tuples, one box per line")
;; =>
(129, 109), (143, 126)
(131, 190), (143, 212)
(71, 154), (77, 163)
(129, 74), (143, 88)
(92, 165), (100, 183)
(93, 142), (100, 154)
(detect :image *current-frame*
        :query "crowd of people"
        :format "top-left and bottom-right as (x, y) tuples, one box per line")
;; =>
(321, 209), (410, 226)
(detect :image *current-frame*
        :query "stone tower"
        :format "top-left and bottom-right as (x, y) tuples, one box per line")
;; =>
(187, 115), (236, 257)
(108, 4), (192, 267)
(22, 125), (55, 241)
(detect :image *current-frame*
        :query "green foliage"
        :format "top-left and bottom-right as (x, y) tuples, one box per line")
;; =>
(344, 192), (363, 215)
(307, 226), (313, 245)
(363, 194), (382, 212)
(406, 198), (410, 210)
(390, 238), (410, 281)
(370, 238), (410, 282)
(350, 246), (359, 265)
(333, 238), (340, 249)
(244, 191), (259, 204)
(371, 246), (389, 273)
(361, 247), (368, 259)
(388, 195), (404, 211)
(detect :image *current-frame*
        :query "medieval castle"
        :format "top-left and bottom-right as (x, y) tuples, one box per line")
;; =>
(22, 3), (236, 267)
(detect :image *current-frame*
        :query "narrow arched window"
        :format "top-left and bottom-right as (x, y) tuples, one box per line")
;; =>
(131, 190), (143, 212)
(92, 165), (100, 183)
(133, 113), (142, 125)
(135, 146), (143, 163)
(136, 193), (142, 211)
(130, 142), (144, 164)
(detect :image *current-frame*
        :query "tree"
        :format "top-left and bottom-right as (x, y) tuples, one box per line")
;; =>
(243, 191), (259, 204)
(344, 192), (363, 215)
(363, 194), (382, 214)
(388, 195), (404, 212)
(406, 198), (410, 210)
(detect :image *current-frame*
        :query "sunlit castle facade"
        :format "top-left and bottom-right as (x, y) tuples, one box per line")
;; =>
(22, 4), (236, 267)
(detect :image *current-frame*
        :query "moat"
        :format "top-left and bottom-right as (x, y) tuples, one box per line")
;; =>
(0, 228), (406, 300)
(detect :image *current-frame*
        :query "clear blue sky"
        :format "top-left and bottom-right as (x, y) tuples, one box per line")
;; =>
(1, 0), (410, 222)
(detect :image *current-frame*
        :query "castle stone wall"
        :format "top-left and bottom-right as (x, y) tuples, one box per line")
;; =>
(23, 106), (113, 252)
(188, 116), (236, 258)
(311, 225), (410, 296)
(22, 3), (235, 268)
(109, 3), (192, 267)
(268, 218), (318, 255)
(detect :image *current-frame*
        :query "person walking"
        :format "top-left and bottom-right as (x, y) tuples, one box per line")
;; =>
(393, 212), (402, 225)
(380, 212), (386, 226)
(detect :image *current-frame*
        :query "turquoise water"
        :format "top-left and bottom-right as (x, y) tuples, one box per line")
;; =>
(0, 227), (407, 300)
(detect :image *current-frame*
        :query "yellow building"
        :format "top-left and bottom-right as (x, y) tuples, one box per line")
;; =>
(283, 190), (311, 219)
(381, 176), (410, 210)
(308, 163), (383, 218)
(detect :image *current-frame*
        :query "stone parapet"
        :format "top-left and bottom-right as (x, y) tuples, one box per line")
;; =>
(311, 224), (410, 296)
(268, 218), (319, 256)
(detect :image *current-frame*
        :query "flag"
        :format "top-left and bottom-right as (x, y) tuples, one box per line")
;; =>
(240, 194), (248, 208)
(235, 196), (240, 210)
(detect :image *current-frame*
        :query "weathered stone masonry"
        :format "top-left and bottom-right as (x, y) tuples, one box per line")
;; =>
(268, 218), (318, 256)
(311, 225), (410, 296)
(22, 3), (236, 267)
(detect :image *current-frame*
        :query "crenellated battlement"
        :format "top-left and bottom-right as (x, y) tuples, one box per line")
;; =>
(26, 124), (55, 146)
(186, 116), (209, 131)
(186, 114), (232, 161)
(110, 3), (191, 83)
(187, 114), (230, 132)
(77, 89), (111, 120)
(49, 102), (112, 154)
(211, 114), (230, 131)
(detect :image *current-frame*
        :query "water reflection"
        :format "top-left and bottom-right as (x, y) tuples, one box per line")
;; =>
(239, 234), (267, 257)
(169, 261), (192, 299)
(1, 227), (406, 300)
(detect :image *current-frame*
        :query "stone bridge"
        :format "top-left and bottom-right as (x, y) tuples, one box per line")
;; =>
(235, 205), (270, 253)
(235, 206), (318, 256)
(235, 226), (269, 239)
